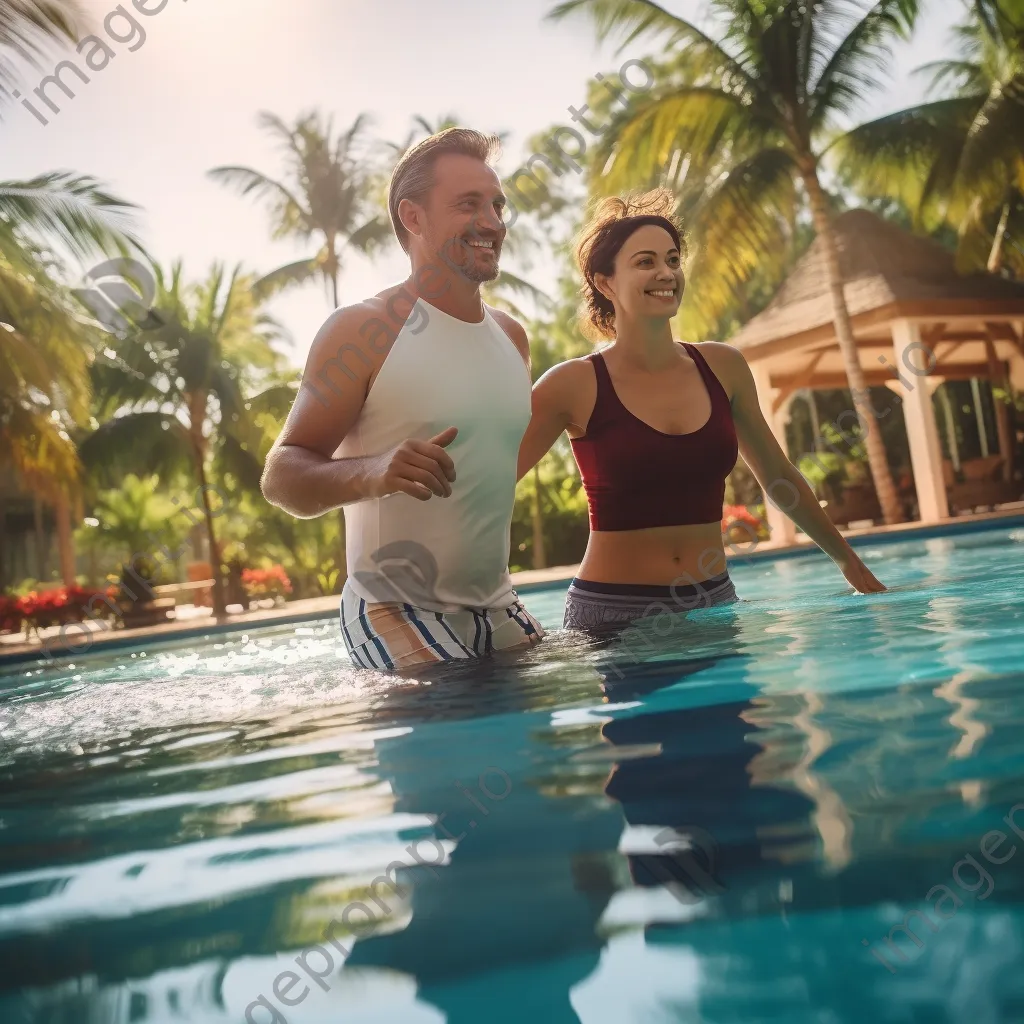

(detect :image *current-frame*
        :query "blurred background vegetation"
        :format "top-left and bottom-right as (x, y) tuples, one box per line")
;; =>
(2, 0), (1022, 618)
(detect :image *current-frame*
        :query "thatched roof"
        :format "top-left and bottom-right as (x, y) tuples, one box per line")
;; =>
(730, 209), (1024, 354)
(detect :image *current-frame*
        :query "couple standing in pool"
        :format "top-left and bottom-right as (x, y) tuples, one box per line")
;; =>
(262, 127), (885, 672)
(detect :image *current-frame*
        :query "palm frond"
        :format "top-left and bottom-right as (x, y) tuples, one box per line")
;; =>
(252, 257), (320, 300)
(0, 172), (142, 259)
(206, 165), (309, 221)
(345, 215), (393, 255)
(78, 411), (193, 486)
(679, 146), (799, 340)
(244, 382), (299, 419)
(830, 97), (982, 223)
(1, 400), (81, 495)
(591, 85), (770, 195)
(810, 0), (922, 129)
(216, 431), (264, 493)
(0, 0), (83, 102)
(549, 0), (757, 87)
(959, 80), (1024, 184)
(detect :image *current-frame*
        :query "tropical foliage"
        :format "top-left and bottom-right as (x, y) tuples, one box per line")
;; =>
(836, 0), (1024, 277)
(209, 111), (391, 308)
(3, 0), (1023, 622)
(547, 0), (925, 524)
(79, 261), (294, 613)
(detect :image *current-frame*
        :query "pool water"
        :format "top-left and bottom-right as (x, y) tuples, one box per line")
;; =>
(1, 524), (1024, 1023)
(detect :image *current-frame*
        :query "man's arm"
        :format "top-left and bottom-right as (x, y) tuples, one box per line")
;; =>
(261, 302), (457, 518)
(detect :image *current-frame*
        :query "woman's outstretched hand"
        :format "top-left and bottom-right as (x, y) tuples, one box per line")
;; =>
(838, 553), (887, 594)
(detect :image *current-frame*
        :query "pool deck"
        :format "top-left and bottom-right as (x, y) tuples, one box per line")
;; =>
(3, 505), (1022, 667)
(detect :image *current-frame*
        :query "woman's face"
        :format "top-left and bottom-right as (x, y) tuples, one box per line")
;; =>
(596, 224), (684, 324)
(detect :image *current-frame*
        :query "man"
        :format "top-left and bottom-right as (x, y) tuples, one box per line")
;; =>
(261, 128), (544, 671)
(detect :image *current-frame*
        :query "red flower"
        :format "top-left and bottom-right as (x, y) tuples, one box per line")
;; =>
(241, 565), (293, 598)
(721, 504), (762, 532)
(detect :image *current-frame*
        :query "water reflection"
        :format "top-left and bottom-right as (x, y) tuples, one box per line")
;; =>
(2, 547), (1024, 1023)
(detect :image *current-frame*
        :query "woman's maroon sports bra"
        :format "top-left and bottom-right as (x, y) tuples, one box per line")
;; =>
(570, 343), (739, 531)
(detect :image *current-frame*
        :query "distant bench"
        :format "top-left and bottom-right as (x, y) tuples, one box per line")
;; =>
(152, 579), (215, 607)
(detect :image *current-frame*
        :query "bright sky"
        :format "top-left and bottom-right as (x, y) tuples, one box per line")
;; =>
(1, 0), (961, 369)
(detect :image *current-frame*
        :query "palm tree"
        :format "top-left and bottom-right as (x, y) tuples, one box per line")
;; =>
(0, 172), (140, 585)
(547, 0), (918, 525)
(80, 261), (293, 615)
(208, 111), (391, 308)
(210, 111), (394, 579)
(836, 0), (1024, 279)
(77, 473), (185, 576)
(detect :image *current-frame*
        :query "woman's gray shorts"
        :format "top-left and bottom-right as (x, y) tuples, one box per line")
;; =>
(563, 572), (738, 631)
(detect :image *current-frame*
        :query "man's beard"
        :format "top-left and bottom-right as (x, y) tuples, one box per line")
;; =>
(437, 235), (501, 284)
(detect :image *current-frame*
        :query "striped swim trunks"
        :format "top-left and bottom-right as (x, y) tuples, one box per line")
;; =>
(340, 580), (545, 672)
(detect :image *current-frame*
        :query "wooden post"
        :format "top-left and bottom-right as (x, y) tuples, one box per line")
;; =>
(751, 362), (797, 546)
(984, 338), (1014, 482)
(891, 320), (949, 523)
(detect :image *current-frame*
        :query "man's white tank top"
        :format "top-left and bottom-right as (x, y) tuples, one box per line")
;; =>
(339, 297), (531, 613)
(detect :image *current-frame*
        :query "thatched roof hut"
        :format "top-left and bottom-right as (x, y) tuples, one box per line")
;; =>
(732, 210), (1024, 540)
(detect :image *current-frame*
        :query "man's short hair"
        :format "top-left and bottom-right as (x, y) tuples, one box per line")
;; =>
(387, 127), (502, 253)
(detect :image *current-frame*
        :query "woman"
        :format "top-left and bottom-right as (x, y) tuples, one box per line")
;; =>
(517, 190), (885, 631)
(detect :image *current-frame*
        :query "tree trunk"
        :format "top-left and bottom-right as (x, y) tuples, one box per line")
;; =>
(193, 448), (226, 617)
(326, 237), (339, 309)
(55, 491), (76, 587)
(987, 202), (1011, 274)
(800, 166), (902, 525)
(33, 496), (48, 582)
(187, 390), (226, 616)
(531, 464), (546, 570)
(189, 411), (227, 610)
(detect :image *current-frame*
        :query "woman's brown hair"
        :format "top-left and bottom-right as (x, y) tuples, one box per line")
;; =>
(574, 188), (685, 340)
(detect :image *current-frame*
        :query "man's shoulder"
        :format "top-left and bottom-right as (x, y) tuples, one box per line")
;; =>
(311, 287), (419, 356)
(485, 305), (530, 365)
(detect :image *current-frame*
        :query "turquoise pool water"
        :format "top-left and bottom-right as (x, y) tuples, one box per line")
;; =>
(1, 523), (1024, 1023)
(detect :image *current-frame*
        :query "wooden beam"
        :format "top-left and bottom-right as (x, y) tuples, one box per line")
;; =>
(771, 387), (796, 415)
(769, 361), (998, 390)
(769, 351), (828, 415)
(993, 320), (1024, 359)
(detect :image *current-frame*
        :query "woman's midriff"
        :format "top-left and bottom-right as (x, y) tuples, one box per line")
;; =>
(576, 521), (728, 586)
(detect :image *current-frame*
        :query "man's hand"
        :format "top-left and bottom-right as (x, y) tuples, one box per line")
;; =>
(368, 426), (459, 501)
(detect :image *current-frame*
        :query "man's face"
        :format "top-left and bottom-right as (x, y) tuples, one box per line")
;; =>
(418, 154), (507, 283)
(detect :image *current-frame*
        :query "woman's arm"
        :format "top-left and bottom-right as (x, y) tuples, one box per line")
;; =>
(713, 345), (887, 594)
(516, 361), (591, 482)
